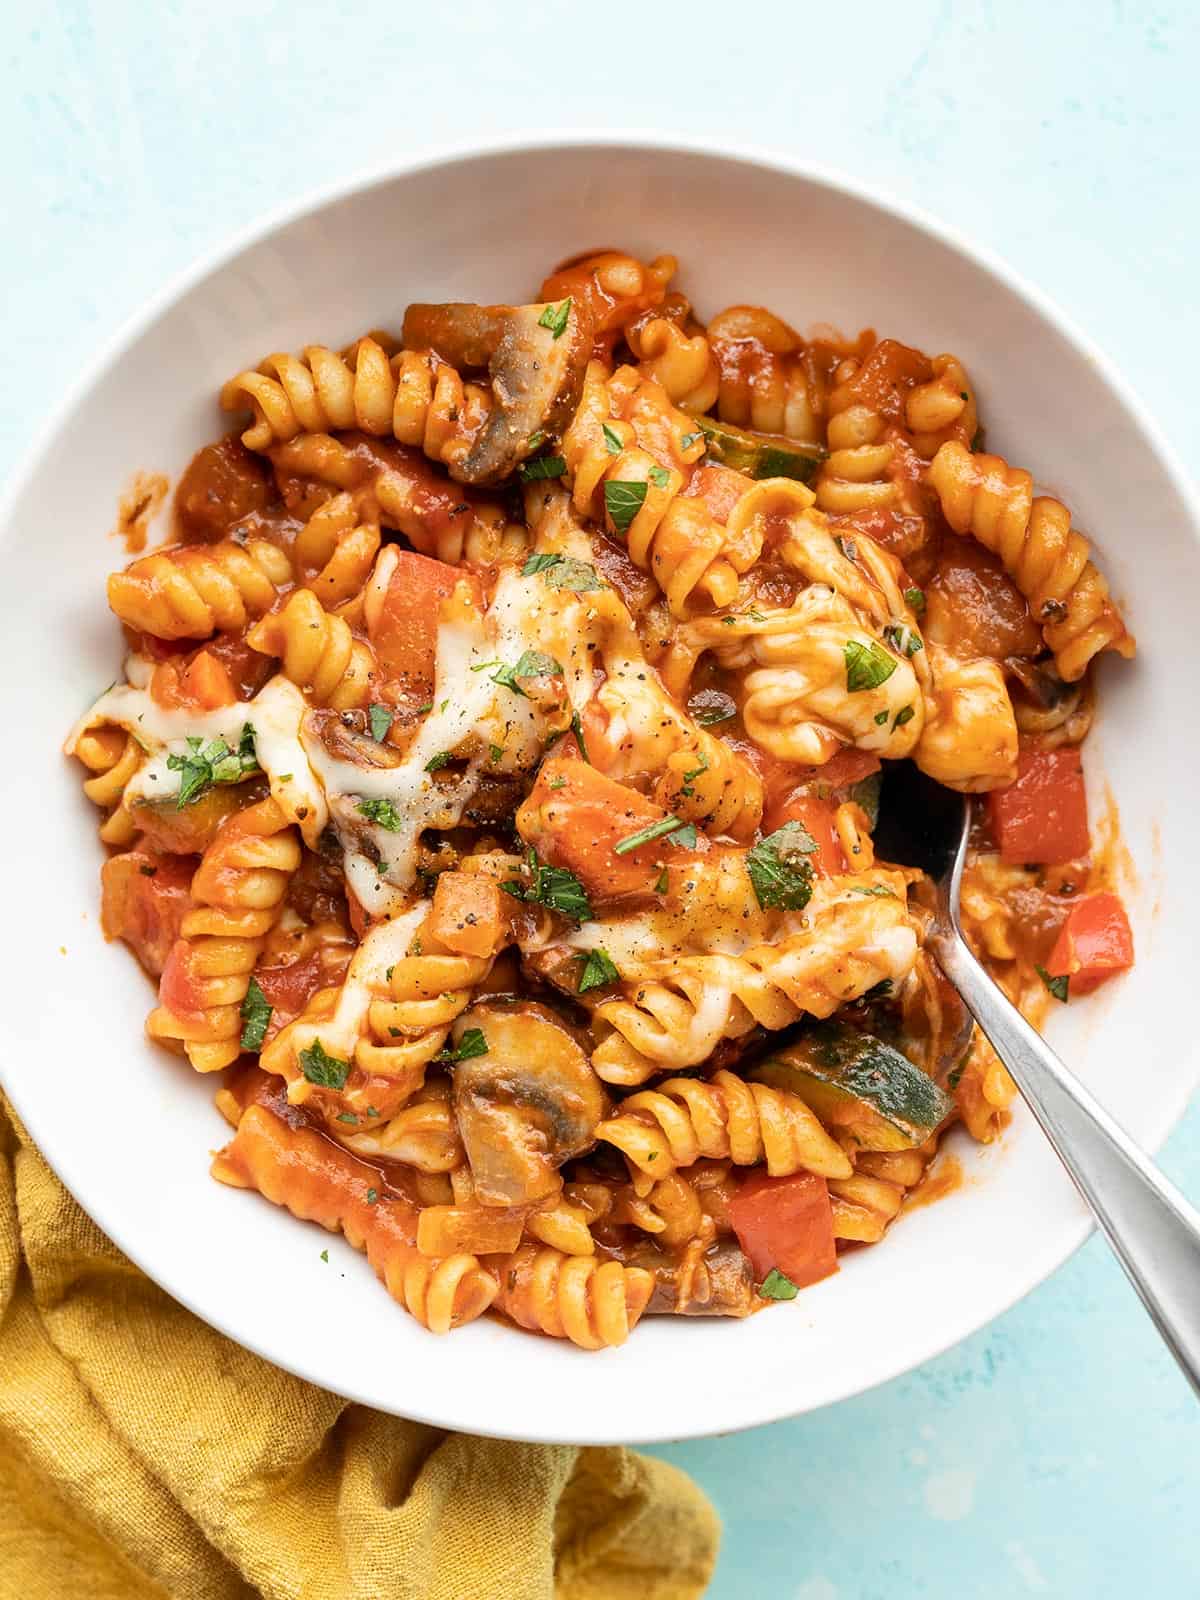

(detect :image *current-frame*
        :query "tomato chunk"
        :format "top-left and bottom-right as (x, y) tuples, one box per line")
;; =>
(987, 748), (1090, 865)
(516, 758), (667, 905)
(367, 550), (483, 702)
(101, 850), (195, 978)
(1044, 891), (1134, 995)
(252, 951), (326, 1038)
(158, 939), (208, 1021)
(150, 647), (236, 711)
(728, 1169), (837, 1290)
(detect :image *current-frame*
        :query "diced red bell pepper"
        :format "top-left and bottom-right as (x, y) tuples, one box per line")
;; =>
(987, 748), (1090, 865)
(1044, 891), (1134, 995)
(727, 1169), (837, 1290)
(367, 550), (483, 701)
(515, 758), (667, 906)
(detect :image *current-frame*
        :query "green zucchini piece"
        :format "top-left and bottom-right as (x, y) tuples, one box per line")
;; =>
(695, 416), (824, 485)
(847, 771), (881, 828)
(749, 1021), (953, 1151)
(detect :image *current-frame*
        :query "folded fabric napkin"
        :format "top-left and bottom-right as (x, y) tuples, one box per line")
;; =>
(0, 1098), (718, 1599)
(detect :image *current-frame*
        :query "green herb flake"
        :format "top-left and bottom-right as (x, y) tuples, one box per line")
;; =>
(424, 751), (454, 772)
(518, 454), (567, 482)
(414, 700), (434, 715)
(570, 710), (590, 763)
(366, 1187), (379, 1205)
(538, 297), (571, 339)
(320, 1249), (329, 1263)
(577, 947), (620, 993)
(489, 744), (504, 764)
(602, 422), (623, 456)
(758, 1268), (800, 1301)
(358, 796), (404, 830)
(648, 464), (671, 489)
(882, 622), (923, 659)
(491, 649), (564, 696)
(440, 1027), (489, 1062)
(239, 976), (273, 1052)
(894, 705), (916, 729)
(874, 709), (889, 726)
(544, 557), (603, 593)
(139, 863), (157, 877)
(746, 822), (818, 912)
(904, 586), (926, 615)
(527, 429), (545, 451)
(849, 884), (897, 898)
(368, 704), (394, 743)
(679, 431), (703, 452)
(695, 703), (735, 726)
(167, 723), (259, 808)
(298, 1038), (351, 1090)
(654, 868), (669, 894)
(844, 639), (898, 693)
(1036, 964), (1070, 1003)
(548, 775), (566, 789)
(522, 552), (563, 576)
(669, 822), (699, 849)
(502, 852), (592, 923)
(336, 1112), (358, 1125)
(604, 479), (648, 535)
(947, 1063), (965, 1090)
(613, 814), (688, 855)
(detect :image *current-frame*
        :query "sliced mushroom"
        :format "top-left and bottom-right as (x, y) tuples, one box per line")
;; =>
(400, 300), (589, 485)
(622, 1239), (757, 1318)
(450, 999), (608, 1205)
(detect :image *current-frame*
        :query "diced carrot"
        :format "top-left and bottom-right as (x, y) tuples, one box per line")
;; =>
(1044, 891), (1134, 995)
(100, 850), (195, 977)
(987, 748), (1090, 865)
(367, 550), (483, 700)
(430, 872), (505, 959)
(728, 1169), (837, 1290)
(515, 759), (667, 905)
(150, 647), (236, 711)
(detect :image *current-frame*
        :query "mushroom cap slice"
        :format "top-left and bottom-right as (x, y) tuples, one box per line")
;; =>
(400, 300), (589, 486)
(451, 999), (608, 1206)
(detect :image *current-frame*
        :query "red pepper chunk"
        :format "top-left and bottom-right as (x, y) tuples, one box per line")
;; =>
(515, 758), (668, 907)
(987, 748), (1090, 865)
(1044, 892), (1134, 995)
(727, 1169), (838, 1291)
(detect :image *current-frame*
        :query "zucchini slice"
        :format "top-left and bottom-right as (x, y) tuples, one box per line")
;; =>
(750, 1021), (953, 1151)
(695, 416), (824, 485)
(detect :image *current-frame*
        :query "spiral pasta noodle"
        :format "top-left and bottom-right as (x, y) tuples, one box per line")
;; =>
(829, 1142), (938, 1243)
(212, 1100), (496, 1334)
(108, 538), (293, 640)
(246, 588), (377, 709)
(927, 441), (1135, 681)
(706, 304), (824, 442)
(73, 725), (142, 844)
(492, 1243), (654, 1350)
(626, 304), (720, 413)
(292, 492), (382, 605)
(147, 796), (300, 1071)
(596, 1069), (852, 1181)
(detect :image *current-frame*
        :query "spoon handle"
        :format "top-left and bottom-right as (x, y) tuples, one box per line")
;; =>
(933, 928), (1200, 1398)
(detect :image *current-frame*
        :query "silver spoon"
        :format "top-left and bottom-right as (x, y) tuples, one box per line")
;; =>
(874, 763), (1200, 1396)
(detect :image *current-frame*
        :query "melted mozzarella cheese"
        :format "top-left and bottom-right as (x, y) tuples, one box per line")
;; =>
(67, 670), (328, 844)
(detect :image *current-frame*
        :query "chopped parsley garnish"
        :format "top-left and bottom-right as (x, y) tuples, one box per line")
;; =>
(654, 867), (669, 894)
(844, 639), (898, 693)
(239, 976), (272, 1052)
(320, 1249), (329, 1263)
(424, 751), (454, 772)
(414, 700), (434, 715)
(527, 429), (545, 451)
(882, 622), (923, 659)
(336, 1112), (358, 1125)
(522, 552), (603, 592)
(576, 948), (620, 993)
(874, 709), (889, 725)
(648, 464), (671, 489)
(947, 1063), (966, 1090)
(523, 552), (562, 575)
(679, 431), (703, 452)
(366, 1187), (379, 1205)
(1036, 964), (1070, 1003)
(849, 884), (897, 898)
(491, 649), (564, 694)
(167, 723), (259, 808)
(758, 1268), (800, 1301)
(368, 703), (393, 742)
(679, 753), (709, 797)
(438, 1027), (489, 1062)
(613, 814), (689, 855)
(746, 822), (818, 911)
(518, 454), (567, 482)
(904, 586), (926, 615)
(358, 796), (404, 830)
(298, 1038), (351, 1089)
(604, 478), (648, 535)
(502, 850), (592, 923)
(695, 702), (736, 726)
(894, 704), (916, 728)
(488, 743), (504, 764)
(538, 297), (571, 339)
(548, 775), (566, 789)
(602, 422), (623, 455)
(669, 822), (698, 849)
(570, 710), (590, 763)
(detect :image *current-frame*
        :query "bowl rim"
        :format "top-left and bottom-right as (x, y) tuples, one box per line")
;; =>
(6, 130), (1199, 1441)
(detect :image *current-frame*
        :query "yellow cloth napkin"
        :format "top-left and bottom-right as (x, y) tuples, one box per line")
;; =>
(0, 1098), (718, 1600)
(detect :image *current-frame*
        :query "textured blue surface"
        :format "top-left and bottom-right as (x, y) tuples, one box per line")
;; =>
(6, 3), (1198, 1594)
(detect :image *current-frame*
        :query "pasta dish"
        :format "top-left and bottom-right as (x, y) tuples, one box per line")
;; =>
(66, 249), (1136, 1350)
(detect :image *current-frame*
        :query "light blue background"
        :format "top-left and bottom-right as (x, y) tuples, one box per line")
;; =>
(7, 3), (1197, 1594)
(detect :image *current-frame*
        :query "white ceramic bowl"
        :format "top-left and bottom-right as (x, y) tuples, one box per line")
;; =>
(4, 136), (1196, 1445)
